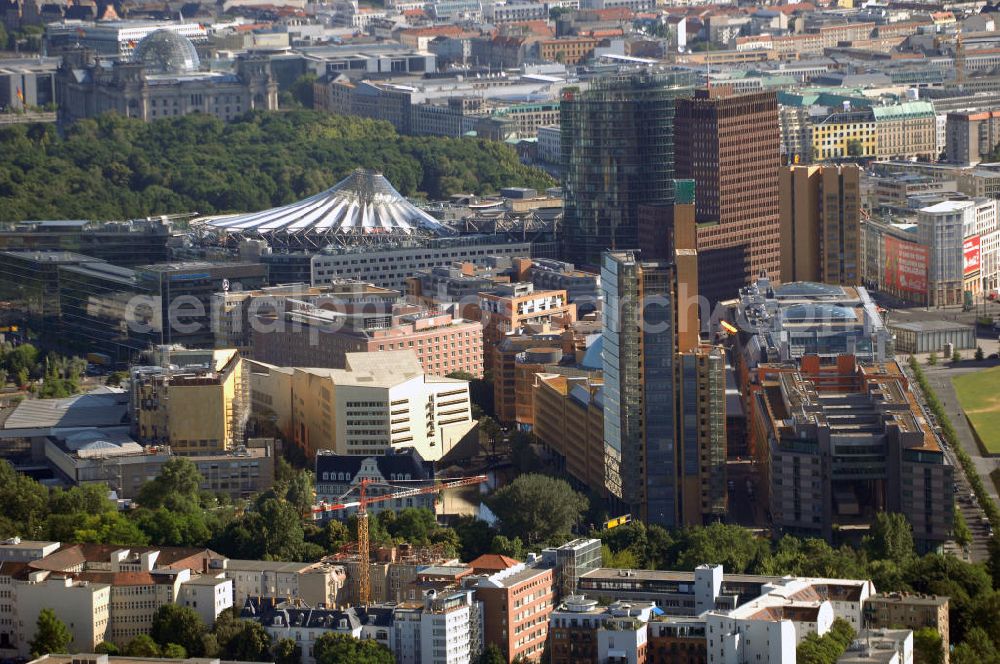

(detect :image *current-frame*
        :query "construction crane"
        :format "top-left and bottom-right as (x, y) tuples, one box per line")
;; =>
(311, 475), (489, 606)
(956, 31), (967, 87)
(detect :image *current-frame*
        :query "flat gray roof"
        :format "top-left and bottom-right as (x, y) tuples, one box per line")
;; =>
(888, 320), (975, 333)
(3, 388), (129, 431)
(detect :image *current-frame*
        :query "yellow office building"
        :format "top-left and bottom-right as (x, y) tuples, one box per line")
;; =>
(132, 348), (247, 454)
(811, 111), (877, 160)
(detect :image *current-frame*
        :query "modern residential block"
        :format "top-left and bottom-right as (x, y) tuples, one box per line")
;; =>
(478, 283), (575, 372)
(474, 558), (555, 662)
(532, 374), (613, 499)
(748, 355), (953, 552)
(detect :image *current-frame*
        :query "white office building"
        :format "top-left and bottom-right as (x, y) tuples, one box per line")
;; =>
(248, 351), (476, 460)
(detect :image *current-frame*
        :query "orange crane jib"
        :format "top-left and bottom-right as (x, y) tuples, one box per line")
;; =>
(312, 474), (489, 607)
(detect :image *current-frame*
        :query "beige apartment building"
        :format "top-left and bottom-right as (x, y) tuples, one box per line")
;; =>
(16, 573), (111, 656)
(131, 348), (247, 455)
(85, 568), (229, 645)
(864, 593), (950, 663)
(873, 102), (937, 161)
(7, 545), (232, 653)
(212, 559), (346, 609)
(248, 351), (475, 461)
(538, 37), (599, 65)
(780, 164), (862, 285)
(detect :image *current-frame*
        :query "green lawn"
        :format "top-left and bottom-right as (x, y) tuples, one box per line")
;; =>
(953, 367), (1000, 454)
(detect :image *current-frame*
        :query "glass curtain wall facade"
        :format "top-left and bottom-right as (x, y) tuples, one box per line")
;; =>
(0, 221), (172, 267)
(0, 250), (104, 333)
(561, 72), (694, 268)
(602, 250), (678, 526)
(136, 263), (268, 348)
(58, 262), (157, 363)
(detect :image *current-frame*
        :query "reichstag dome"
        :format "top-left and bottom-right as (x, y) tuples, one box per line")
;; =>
(132, 29), (201, 74)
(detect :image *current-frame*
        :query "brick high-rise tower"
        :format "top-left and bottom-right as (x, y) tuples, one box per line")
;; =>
(675, 88), (781, 304)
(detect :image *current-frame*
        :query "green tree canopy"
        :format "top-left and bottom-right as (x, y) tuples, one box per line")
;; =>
(312, 633), (394, 664)
(151, 605), (208, 656)
(953, 627), (998, 664)
(490, 534), (525, 560)
(132, 507), (210, 547)
(4, 344), (39, 376)
(30, 608), (72, 657)
(94, 641), (119, 655)
(0, 459), (49, 538)
(162, 644), (188, 659)
(218, 620), (271, 661)
(797, 618), (856, 664)
(272, 638), (301, 664)
(913, 627), (945, 664)
(865, 512), (915, 562)
(478, 644), (506, 664)
(211, 495), (312, 561)
(0, 112), (555, 222)
(124, 635), (162, 658)
(485, 474), (587, 546)
(381, 507), (439, 545)
(454, 516), (497, 561)
(138, 457), (204, 511)
(673, 523), (772, 574)
(282, 469), (315, 515)
(288, 74), (317, 108)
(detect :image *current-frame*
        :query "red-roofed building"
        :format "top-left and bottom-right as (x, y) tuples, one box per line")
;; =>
(586, 27), (624, 39)
(774, 2), (816, 14)
(469, 554), (522, 574)
(588, 6), (633, 20)
(398, 23), (470, 43)
(499, 19), (554, 38)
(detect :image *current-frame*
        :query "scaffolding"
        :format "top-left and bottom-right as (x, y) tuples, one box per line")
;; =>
(227, 358), (251, 449)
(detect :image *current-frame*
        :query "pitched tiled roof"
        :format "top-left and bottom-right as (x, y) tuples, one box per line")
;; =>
(468, 554), (521, 573)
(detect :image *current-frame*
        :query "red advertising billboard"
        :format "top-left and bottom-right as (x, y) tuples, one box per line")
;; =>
(964, 235), (982, 276)
(884, 235), (928, 298)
